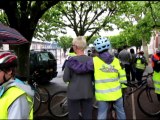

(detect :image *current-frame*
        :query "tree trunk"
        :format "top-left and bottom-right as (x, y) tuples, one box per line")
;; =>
(142, 39), (149, 63)
(10, 43), (31, 81)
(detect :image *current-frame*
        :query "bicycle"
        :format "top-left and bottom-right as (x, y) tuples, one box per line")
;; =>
(48, 90), (68, 118)
(122, 73), (153, 101)
(48, 90), (98, 118)
(123, 72), (160, 117)
(137, 73), (160, 117)
(29, 70), (50, 114)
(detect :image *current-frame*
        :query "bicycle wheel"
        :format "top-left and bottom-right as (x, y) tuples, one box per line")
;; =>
(137, 87), (160, 117)
(36, 86), (50, 103)
(49, 91), (68, 118)
(34, 90), (41, 114)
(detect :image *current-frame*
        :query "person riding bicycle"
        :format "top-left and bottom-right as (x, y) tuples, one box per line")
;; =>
(0, 51), (34, 119)
(135, 51), (148, 85)
(67, 37), (127, 119)
(151, 48), (160, 101)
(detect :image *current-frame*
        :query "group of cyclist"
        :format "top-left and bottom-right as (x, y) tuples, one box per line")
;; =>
(63, 36), (160, 120)
(118, 46), (148, 86)
(63, 36), (127, 119)
(0, 34), (160, 119)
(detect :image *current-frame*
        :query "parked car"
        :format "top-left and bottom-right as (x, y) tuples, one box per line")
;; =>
(30, 49), (58, 84)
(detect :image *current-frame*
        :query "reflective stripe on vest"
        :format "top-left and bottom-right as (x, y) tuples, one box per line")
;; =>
(136, 59), (145, 70)
(95, 77), (119, 83)
(119, 68), (127, 88)
(153, 71), (160, 94)
(93, 57), (122, 101)
(0, 87), (33, 119)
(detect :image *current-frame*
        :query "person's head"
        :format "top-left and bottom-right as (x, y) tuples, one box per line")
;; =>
(93, 37), (111, 53)
(156, 47), (160, 56)
(138, 51), (144, 55)
(130, 48), (135, 54)
(72, 36), (87, 53)
(123, 45), (128, 49)
(0, 51), (18, 85)
(118, 48), (122, 53)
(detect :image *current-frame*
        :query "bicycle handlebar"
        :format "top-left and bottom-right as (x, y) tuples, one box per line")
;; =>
(122, 72), (153, 87)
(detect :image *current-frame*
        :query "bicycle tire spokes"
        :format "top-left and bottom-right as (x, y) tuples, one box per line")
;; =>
(49, 91), (68, 118)
(138, 87), (160, 117)
(107, 102), (117, 120)
(37, 87), (50, 103)
(146, 88), (154, 103)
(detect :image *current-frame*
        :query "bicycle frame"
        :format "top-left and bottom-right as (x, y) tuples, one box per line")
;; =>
(123, 72), (153, 97)
(107, 101), (117, 119)
(30, 70), (50, 114)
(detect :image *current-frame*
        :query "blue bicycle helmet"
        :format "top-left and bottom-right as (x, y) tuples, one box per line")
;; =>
(93, 37), (111, 52)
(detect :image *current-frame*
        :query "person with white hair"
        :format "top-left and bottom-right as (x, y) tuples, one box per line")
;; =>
(63, 36), (94, 120)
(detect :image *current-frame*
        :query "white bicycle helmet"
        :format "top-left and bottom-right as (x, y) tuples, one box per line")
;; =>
(93, 37), (111, 52)
(0, 51), (17, 69)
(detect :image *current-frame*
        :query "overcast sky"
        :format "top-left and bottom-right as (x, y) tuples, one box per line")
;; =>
(64, 27), (122, 38)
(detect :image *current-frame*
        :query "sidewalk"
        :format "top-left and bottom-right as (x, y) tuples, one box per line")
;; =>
(50, 57), (66, 84)
(144, 62), (153, 75)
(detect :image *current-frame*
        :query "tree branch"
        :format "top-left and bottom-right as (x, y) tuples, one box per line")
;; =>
(148, 1), (157, 27)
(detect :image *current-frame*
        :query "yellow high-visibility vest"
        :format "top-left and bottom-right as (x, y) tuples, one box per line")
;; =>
(68, 52), (76, 57)
(0, 87), (33, 119)
(93, 56), (123, 101)
(136, 59), (145, 70)
(153, 71), (160, 94)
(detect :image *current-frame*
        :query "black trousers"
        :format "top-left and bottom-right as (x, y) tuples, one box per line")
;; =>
(68, 98), (93, 120)
(135, 68), (144, 85)
(130, 65), (136, 81)
(124, 64), (132, 83)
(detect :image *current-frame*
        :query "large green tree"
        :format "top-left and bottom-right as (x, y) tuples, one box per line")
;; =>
(0, 1), (59, 80)
(35, 1), (127, 42)
(111, 1), (156, 61)
(58, 36), (72, 56)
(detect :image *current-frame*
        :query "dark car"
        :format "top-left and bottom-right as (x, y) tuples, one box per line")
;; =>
(30, 49), (58, 84)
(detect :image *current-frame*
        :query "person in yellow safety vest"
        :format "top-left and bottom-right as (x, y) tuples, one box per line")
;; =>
(151, 48), (160, 101)
(62, 46), (76, 71)
(0, 51), (34, 119)
(67, 37), (127, 120)
(135, 51), (148, 85)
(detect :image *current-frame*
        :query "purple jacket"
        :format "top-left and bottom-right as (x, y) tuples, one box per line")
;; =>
(67, 52), (114, 73)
